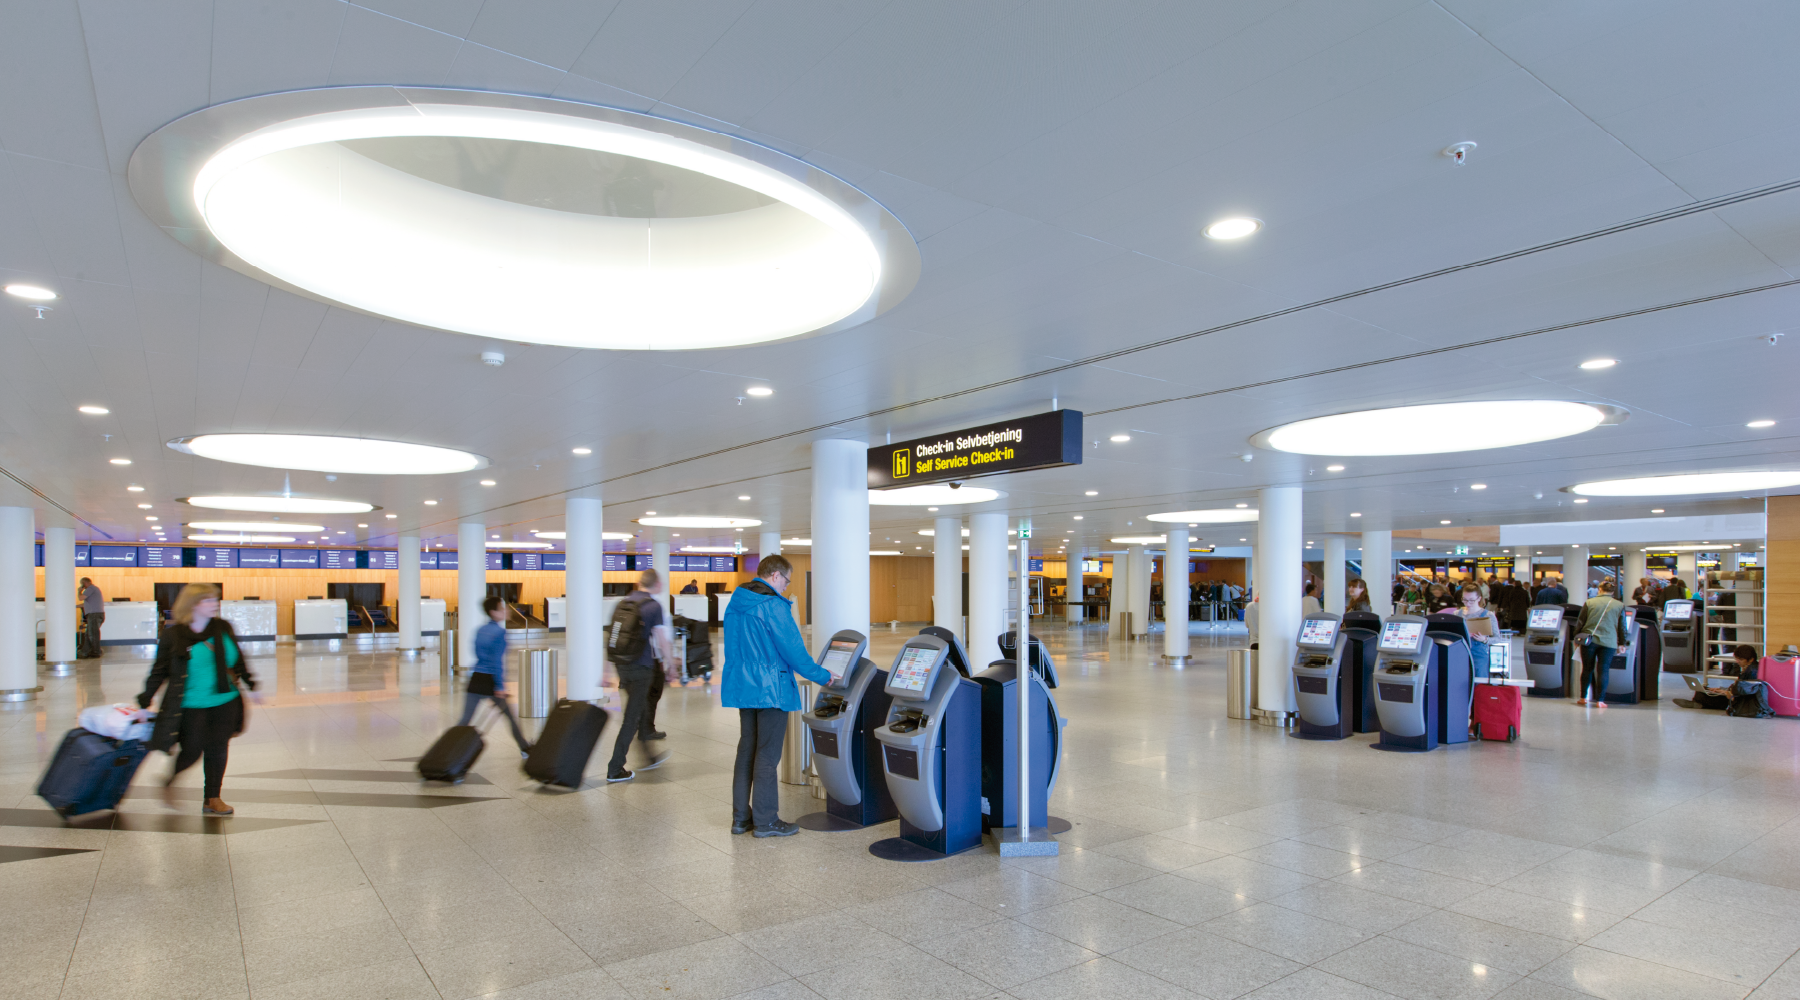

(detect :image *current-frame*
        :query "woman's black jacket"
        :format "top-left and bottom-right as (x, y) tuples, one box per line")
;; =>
(136, 619), (256, 752)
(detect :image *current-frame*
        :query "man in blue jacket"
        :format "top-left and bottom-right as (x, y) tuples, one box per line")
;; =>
(723, 554), (832, 837)
(1534, 574), (1569, 606)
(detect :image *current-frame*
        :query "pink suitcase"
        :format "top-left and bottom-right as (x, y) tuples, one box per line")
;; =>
(1760, 655), (1800, 717)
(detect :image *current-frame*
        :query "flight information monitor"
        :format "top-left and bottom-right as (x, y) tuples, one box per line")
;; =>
(1297, 618), (1339, 647)
(1528, 607), (1564, 630)
(890, 645), (939, 694)
(1663, 600), (1693, 621)
(1379, 621), (1425, 651)
(820, 638), (859, 683)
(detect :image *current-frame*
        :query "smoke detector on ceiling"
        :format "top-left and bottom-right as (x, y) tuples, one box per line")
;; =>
(1443, 141), (1477, 165)
(481, 350), (505, 367)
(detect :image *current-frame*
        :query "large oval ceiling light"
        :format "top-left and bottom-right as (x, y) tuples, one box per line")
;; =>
(1112, 535), (1167, 545)
(130, 88), (919, 351)
(181, 495), (376, 514)
(1146, 509), (1259, 524)
(636, 515), (762, 528)
(188, 533), (297, 543)
(1253, 401), (1624, 456)
(870, 485), (1004, 506)
(1568, 471), (1800, 496)
(530, 531), (635, 540)
(188, 520), (324, 533)
(169, 434), (485, 474)
(486, 540), (553, 549)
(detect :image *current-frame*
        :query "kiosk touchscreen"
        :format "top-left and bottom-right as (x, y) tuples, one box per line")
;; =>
(973, 632), (1066, 832)
(1341, 611), (1384, 733)
(1291, 614), (1354, 741)
(1524, 606), (1570, 697)
(804, 630), (898, 827)
(1372, 617), (1437, 751)
(873, 636), (982, 856)
(1424, 614), (1475, 746)
(1660, 599), (1694, 672)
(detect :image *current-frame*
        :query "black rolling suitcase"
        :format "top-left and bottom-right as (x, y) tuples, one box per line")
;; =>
(38, 729), (147, 817)
(525, 699), (607, 788)
(418, 707), (496, 783)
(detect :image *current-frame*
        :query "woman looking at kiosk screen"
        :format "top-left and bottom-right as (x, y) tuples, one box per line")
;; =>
(1345, 577), (1372, 613)
(1453, 583), (1498, 677)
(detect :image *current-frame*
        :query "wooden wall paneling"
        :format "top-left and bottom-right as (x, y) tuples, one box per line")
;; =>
(1769, 496), (1798, 652)
(894, 557), (933, 622)
(869, 557), (898, 623)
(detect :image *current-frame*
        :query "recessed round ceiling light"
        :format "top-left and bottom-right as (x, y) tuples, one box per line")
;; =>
(1084, 491), (1098, 496)
(357, 523), (368, 528)
(386, 513), (397, 518)
(782, 538), (810, 546)
(1747, 420), (1776, 429)
(738, 495), (752, 500)
(5, 283), (57, 301)
(916, 528), (971, 537)
(189, 520), (324, 532)
(746, 387), (774, 397)
(1440, 520), (1453, 525)
(572, 447), (592, 455)
(78, 405), (109, 415)
(1470, 483), (1487, 490)
(479, 479), (496, 486)
(145, 516), (158, 521)
(137, 504), (152, 509)
(1204, 217), (1261, 240)
(637, 515), (762, 528)
(1073, 516), (1083, 520)
(1351, 512), (1361, 517)
(1568, 471), (1800, 496)
(188, 533), (296, 543)
(110, 458), (131, 465)
(168, 433), (484, 474)
(127, 486), (145, 492)
(1651, 508), (1665, 514)
(1112, 535), (1166, 544)
(131, 88), (919, 352)
(1573, 498), (1588, 503)
(1109, 434), (1131, 443)
(869, 484), (1004, 506)
(1253, 401), (1624, 456)
(1146, 509), (1258, 524)
(1579, 358), (1618, 370)
(423, 500), (438, 505)
(1326, 465), (1345, 472)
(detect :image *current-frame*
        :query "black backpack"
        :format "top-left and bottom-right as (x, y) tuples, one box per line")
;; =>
(606, 595), (651, 664)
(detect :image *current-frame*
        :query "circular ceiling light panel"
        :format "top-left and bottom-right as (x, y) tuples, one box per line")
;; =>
(130, 88), (920, 351)
(1251, 401), (1626, 456)
(486, 541), (553, 549)
(1145, 509), (1259, 524)
(1567, 471), (1800, 496)
(187, 533), (297, 543)
(188, 520), (324, 532)
(1112, 535), (1167, 545)
(180, 495), (377, 514)
(869, 485), (1004, 506)
(530, 531), (635, 540)
(636, 516), (762, 528)
(169, 434), (485, 474)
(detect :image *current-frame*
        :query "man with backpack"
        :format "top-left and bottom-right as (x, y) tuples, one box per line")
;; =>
(722, 555), (833, 837)
(605, 569), (671, 782)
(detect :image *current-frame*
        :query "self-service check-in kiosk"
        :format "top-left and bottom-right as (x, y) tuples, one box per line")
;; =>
(918, 625), (974, 677)
(1292, 614), (1354, 740)
(1660, 600), (1694, 672)
(1604, 607), (1648, 705)
(1523, 606), (1570, 697)
(873, 635), (982, 856)
(1341, 611), (1384, 734)
(974, 632), (1066, 832)
(804, 630), (898, 828)
(1373, 617), (1436, 751)
(1424, 614), (1474, 746)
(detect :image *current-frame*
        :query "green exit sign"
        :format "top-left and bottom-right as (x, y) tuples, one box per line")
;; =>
(1454, 545), (1470, 556)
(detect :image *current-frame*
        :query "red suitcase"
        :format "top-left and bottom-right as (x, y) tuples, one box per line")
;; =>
(1759, 655), (1800, 717)
(1471, 684), (1522, 742)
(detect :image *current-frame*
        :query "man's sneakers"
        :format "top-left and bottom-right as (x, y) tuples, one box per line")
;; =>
(730, 818), (754, 835)
(607, 769), (634, 783)
(641, 730), (668, 740)
(639, 750), (671, 771)
(754, 820), (800, 838)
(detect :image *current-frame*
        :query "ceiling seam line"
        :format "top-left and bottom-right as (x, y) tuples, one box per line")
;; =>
(0, 461), (110, 539)
(405, 467), (814, 537)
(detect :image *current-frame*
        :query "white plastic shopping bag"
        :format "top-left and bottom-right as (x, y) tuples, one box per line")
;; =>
(77, 703), (153, 742)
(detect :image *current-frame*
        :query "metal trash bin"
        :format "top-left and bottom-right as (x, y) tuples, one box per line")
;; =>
(781, 679), (816, 785)
(518, 648), (557, 718)
(440, 628), (458, 671)
(1227, 649), (1253, 720)
(1114, 611), (1132, 637)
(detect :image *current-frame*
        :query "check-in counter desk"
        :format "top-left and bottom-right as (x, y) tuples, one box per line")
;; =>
(420, 598), (447, 637)
(673, 594), (708, 623)
(100, 601), (162, 647)
(294, 598), (349, 641)
(32, 600), (48, 645)
(545, 597), (566, 632)
(221, 600), (277, 642)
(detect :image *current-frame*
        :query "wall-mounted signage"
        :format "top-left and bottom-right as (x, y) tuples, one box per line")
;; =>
(366, 550), (398, 570)
(541, 552), (567, 571)
(195, 547), (238, 569)
(867, 409), (1083, 489)
(238, 549), (280, 568)
(511, 552), (542, 571)
(711, 556), (737, 573)
(141, 546), (185, 568)
(438, 551), (458, 570)
(1029, 559), (1044, 572)
(1081, 559), (1102, 574)
(89, 545), (139, 567)
(321, 549), (358, 570)
(280, 548), (320, 568)
(417, 551), (439, 570)
(74, 544), (89, 566)
(602, 553), (627, 572)
(486, 552), (504, 570)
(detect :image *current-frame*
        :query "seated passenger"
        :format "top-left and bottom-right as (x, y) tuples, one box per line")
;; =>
(1680, 645), (1758, 710)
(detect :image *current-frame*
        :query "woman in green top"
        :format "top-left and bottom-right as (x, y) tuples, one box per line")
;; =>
(138, 584), (257, 816)
(1574, 579), (1626, 708)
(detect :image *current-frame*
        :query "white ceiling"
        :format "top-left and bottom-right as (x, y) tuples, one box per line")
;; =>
(1, 0), (1796, 557)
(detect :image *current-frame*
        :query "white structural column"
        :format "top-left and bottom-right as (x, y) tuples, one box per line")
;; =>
(457, 521), (487, 668)
(934, 515), (962, 634)
(652, 530), (672, 619)
(758, 531), (781, 573)
(1164, 531), (1190, 661)
(1065, 547), (1085, 623)
(1128, 546), (1152, 638)
(1676, 552), (1697, 587)
(43, 526), (75, 667)
(1110, 549), (1132, 634)
(968, 511), (1009, 668)
(812, 439), (870, 654)
(397, 534), (421, 652)
(1623, 548), (1648, 592)
(0, 508), (32, 701)
(1258, 487), (1303, 716)
(1323, 535), (1346, 614)
(565, 497), (603, 701)
(1563, 544), (1588, 598)
(1515, 553), (1532, 585)
(1363, 531), (1393, 617)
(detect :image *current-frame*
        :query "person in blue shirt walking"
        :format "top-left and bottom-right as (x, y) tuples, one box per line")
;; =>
(461, 596), (531, 756)
(722, 555), (832, 837)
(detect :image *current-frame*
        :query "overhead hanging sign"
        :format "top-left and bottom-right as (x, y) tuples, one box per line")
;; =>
(868, 409), (1082, 489)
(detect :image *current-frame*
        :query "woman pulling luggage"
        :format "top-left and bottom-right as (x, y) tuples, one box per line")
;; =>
(137, 584), (258, 816)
